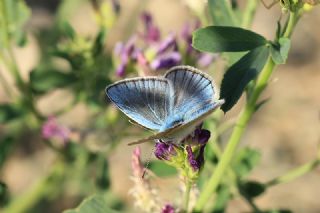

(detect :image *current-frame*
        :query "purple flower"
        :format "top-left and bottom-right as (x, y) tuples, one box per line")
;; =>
(186, 146), (200, 171)
(115, 63), (126, 77)
(186, 143), (207, 172)
(113, 37), (137, 77)
(156, 34), (178, 55)
(193, 128), (211, 145)
(141, 12), (160, 43)
(154, 142), (176, 160)
(196, 144), (206, 170)
(150, 52), (181, 70)
(162, 204), (175, 213)
(42, 116), (70, 143)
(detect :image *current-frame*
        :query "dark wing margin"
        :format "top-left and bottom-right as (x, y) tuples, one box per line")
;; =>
(106, 77), (173, 131)
(164, 65), (217, 116)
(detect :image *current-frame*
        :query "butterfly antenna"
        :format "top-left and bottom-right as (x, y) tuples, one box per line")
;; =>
(142, 145), (156, 179)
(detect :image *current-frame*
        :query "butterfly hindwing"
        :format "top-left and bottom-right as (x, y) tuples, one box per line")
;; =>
(106, 78), (173, 131)
(165, 66), (216, 116)
(127, 100), (225, 146)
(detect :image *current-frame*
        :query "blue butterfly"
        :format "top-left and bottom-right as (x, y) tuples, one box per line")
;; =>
(106, 65), (224, 145)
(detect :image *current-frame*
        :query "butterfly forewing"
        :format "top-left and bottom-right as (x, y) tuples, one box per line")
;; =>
(106, 78), (173, 131)
(165, 66), (216, 116)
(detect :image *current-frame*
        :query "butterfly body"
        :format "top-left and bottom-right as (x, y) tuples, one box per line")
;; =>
(106, 65), (224, 145)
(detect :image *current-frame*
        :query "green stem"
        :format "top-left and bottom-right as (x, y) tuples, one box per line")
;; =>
(241, 0), (259, 28)
(194, 11), (300, 211)
(283, 12), (299, 38)
(183, 181), (192, 213)
(3, 160), (66, 213)
(0, 67), (13, 98)
(266, 159), (320, 187)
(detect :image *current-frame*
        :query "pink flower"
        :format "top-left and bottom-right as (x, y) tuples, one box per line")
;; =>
(42, 116), (70, 143)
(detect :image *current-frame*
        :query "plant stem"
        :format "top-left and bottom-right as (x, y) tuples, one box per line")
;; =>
(194, 11), (300, 211)
(0, 67), (13, 98)
(266, 159), (320, 187)
(183, 181), (192, 213)
(242, 0), (259, 28)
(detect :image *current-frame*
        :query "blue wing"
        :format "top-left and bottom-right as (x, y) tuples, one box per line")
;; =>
(183, 100), (224, 124)
(106, 78), (173, 131)
(164, 65), (217, 116)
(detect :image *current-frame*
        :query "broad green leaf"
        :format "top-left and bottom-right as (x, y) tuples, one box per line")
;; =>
(192, 26), (267, 53)
(0, 0), (31, 48)
(208, 0), (238, 26)
(270, 37), (291, 64)
(148, 161), (177, 177)
(239, 180), (266, 198)
(0, 104), (24, 123)
(30, 69), (76, 93)
(63, 194), (119, 213)
(233, 147), (261, 178)
(220, 46), (270, 112)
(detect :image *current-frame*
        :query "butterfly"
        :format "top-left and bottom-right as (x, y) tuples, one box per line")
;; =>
(106, 65), (224, 145)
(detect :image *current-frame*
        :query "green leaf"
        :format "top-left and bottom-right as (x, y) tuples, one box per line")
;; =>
(0, 181), (9, 206)
(233, 147), (261, 178)
(0, 104), (24, 123)
(220, 46), (270, 112)
(60, 21), (76, 39)
(239, 180), (266, 198)
(93, 28), (107, 56)
(208, 0), (238, 26)
(192, 26), (267, 53)
(63, 194), (119, 213)
(0, 136), (14, 168)
(148, 161), (177, 177)
(0, 0), (31, 48)
(270, 38), (291, 64)
(30, 69), (76, 94)
(96, 158), (110, 190)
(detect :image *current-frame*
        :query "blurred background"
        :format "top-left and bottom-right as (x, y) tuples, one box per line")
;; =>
(0, 0), (319, 212)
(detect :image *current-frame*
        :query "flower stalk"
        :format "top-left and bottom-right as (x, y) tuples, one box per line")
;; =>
(183, 181), (192, 212)
(266, 159), (320, 187)
(194, 11), (301, 211)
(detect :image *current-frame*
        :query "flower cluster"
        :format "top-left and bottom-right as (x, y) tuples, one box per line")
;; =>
(42, 116), (71, 145)
(154, 125), (211, 182)
(113, 11), (217, 77)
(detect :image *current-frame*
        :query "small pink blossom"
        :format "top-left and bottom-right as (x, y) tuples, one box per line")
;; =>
(42, 116), (70, 143)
